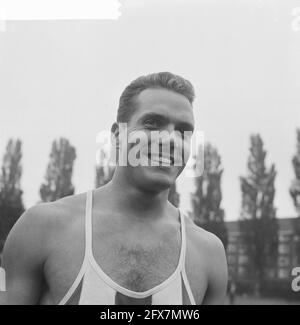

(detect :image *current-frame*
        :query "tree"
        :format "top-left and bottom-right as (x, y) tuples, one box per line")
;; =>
(40, 138), (76, 202)
(0, 139), (25, 250)
(191, 143), (227, 248)
(289, 129), (300, 263)
(168, 183), (180, 207)
(239, 134), (278, 293)
(95, 149), (115, 188)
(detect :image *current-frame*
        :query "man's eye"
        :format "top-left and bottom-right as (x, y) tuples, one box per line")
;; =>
(144, 120), (159, 128)
(175, 129), (186, 138)
(178, 129), (185, 135)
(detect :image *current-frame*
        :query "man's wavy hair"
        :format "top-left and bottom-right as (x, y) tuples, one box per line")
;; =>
(117, 72), (195, 123)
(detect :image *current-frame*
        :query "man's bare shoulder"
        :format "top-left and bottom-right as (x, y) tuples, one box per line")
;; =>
(31, 192), (87, 224)
(17, 192), (86, 231)
(184, 216), (228, 304)
(184, 216), (226, 258)
(3, 192), (88, 261)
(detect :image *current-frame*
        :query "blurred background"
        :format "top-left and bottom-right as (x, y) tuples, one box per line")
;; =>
(0, 0), (300, 304)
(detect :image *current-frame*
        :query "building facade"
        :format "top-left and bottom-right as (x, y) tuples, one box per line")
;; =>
(226, 217), (300, 296)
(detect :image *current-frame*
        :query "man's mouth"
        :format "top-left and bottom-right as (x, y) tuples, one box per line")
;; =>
(148, 153), (174, 166)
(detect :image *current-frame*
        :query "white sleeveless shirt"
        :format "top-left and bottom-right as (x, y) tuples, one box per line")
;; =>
(58, 190), (196, 305)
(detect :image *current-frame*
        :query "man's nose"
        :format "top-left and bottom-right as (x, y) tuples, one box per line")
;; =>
(165, 124), (176, 134)
(159, 140), (175, 154)
(161, 124), (176, 153)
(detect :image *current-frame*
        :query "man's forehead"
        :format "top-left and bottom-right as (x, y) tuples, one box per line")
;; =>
(131, 88), (194, 124)
(136, 88), (192, 108)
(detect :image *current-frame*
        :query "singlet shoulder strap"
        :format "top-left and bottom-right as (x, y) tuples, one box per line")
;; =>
(179, 211), (196, 305)
(178, 209), (187, 268)
(58, 190), (93, 305)
(85, 189), (93, 258)
(178, 209), (186, 271)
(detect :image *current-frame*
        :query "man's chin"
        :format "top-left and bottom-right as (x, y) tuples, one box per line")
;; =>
(139, 167), (177, 190)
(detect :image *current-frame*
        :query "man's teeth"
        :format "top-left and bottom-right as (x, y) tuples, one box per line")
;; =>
(150, 156), (172, 164)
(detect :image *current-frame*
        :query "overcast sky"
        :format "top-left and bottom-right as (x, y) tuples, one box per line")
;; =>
(0, 0), (300, 220)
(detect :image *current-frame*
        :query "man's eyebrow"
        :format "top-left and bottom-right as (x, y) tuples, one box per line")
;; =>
(177, 122), (194, 132)
(137, 113), (194, 131)
(137, 113), (168, 123)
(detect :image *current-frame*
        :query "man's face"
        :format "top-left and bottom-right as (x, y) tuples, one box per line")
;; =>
(120, 88), (194, 192)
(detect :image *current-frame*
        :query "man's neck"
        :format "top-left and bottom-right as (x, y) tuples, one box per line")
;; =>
(99, 170), (170, 220)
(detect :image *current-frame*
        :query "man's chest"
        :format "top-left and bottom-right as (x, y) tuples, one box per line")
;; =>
(42, 226), (207, 304)
(94, 235), (182, 291)
(43, 234), (176, 301)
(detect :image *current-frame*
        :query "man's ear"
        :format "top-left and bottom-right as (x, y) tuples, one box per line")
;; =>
(110, 122), (119, 164)
(111, 122), (119, 136)
(111, 122), (120, 149)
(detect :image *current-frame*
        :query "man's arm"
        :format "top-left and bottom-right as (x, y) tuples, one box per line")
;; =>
(1, 206), (47, 305)
(202, 235), (228, 305)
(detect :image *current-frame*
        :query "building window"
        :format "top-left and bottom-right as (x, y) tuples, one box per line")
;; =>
(278, 256), (290, 267)
(238, 266), (248, 278)
(267, 268), (276, 279)
(278, 268), (289, 279)
(239, 244), (247, 254)
(238, 255), (249, 265)
(227, 255), (237, 265)
(279, 235), (286, 242)
(278, 243), (290, 255)
(227, 244), (237, 253)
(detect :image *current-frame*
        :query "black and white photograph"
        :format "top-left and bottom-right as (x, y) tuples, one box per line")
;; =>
(0, 0), (300, 307)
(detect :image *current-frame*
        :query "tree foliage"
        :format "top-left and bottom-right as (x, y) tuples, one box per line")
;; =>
(239, 134), (278, 291)
(289, 129), (300, 263)
(0, 139), (25, 250)
(40, 138), (76, 202)
(191, 143), (227, 248)
(95, 148), (115, 188)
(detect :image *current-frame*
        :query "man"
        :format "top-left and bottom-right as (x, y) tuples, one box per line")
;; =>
(227, 275), (236, 305)
(2, 72), (227, 305)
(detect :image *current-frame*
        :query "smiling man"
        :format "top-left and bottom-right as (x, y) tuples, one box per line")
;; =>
(2, 72), (228, 305)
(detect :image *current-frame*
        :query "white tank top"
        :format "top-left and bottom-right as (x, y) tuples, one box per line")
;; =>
(58, 190), (196, 305)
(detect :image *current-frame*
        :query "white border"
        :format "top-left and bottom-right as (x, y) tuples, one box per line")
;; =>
(0, 0), (122, 20)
